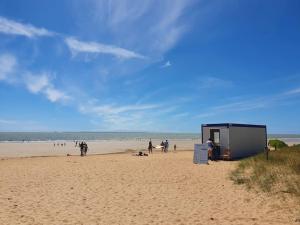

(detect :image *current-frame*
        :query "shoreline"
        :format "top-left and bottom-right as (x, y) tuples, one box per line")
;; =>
(0, 137), (299, 159)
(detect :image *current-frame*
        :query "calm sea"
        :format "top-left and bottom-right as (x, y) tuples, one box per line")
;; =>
(0, 132), (201, 142)
(0, 132), (299, 142)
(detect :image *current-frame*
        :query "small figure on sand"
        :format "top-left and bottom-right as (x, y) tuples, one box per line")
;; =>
(164, 140), (169, 152)
(160, 141), (165, 152)
(79, 141), (88, 156)
(148, 139), (153, 154)
(174, 144), (176, 151)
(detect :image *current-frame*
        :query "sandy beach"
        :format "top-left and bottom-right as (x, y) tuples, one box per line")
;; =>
(0, 139), (199, 158)
(0, 151), (298, 225)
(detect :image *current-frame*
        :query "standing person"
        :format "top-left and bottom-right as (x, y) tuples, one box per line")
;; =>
(84, 142), (88, 156)
(79, 141), (84, 156)
(148, 139), (153, 154)
(164, 140), (169, 153)
(160, 141), (165, 152)
(206, 138), (214, 160)
(174, 144), (177, 151)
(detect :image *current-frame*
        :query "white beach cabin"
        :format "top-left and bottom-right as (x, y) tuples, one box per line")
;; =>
(201, 123), (267, 159)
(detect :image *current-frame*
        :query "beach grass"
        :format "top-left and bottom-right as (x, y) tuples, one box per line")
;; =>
(230, 145), (300, 199)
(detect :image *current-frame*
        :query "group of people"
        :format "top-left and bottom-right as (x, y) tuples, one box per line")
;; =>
(77, 141), (88, 157)
(53, 142), (66, 147)
(148, 139), (176, 154)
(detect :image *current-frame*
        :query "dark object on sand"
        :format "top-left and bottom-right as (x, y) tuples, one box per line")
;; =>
(135, 151), (148, 156)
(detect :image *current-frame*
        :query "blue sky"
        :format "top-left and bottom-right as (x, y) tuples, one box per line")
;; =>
(0, 0), (300, 133)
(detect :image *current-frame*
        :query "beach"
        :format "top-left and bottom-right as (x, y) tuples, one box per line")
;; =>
(0, 139), (198, 158)
(0, 136), (299, 158)
(0, 151), (298, 225)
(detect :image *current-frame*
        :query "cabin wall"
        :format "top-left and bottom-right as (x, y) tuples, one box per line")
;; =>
(229, 126), (266, 159)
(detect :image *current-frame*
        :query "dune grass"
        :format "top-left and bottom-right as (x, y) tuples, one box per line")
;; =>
(230, 145), (300, 199)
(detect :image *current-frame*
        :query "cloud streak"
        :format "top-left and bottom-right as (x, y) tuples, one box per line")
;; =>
(0, 53), (16, 80)
(0, 16), (54, 38)
(0, 53), (69, 103)
(24, 72), (70, 103)
(65, 37), (145, 59)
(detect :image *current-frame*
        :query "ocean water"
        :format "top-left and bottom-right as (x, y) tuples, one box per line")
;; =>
(0, 132), (299, 142)
(0, 132), (201, 142)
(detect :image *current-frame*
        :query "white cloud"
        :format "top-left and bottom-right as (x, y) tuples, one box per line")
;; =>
(0, 16), (53, 38)
(0, 54), (17, 80)
(24, 73), (49, 93)
(65, 37), (145, 59)
(44, 87), (69, 102)
(161, 60), (171, 68)
(23, 73), (69, 102)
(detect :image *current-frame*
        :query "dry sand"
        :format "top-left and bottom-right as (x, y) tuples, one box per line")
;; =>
(0, 151), (298, 225)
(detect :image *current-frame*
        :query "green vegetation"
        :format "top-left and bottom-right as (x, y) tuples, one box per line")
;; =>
(230, 145), (300, 199)
(268, 139), (288, 150)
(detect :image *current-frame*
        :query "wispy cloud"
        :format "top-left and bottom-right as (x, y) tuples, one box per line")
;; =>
(161, 60), (171, 68)
(0, 53), (17, 80)
(79, 102), (161, 130)
(65, 37), (145, 59)
(0, 53), (69, 103)
(285, 87), (300, 95)
(77, 0), (194, 57)
(0, 16), (54, 38)
(198, 76), (233, 89)
(0, 119), (17, 125)
(24, 72), (70, 102)
(79, 103), (159, 116)
(194, 87), (300, 119)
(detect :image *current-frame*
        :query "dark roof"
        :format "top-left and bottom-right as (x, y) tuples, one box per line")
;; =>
(201, 123), (266, 128)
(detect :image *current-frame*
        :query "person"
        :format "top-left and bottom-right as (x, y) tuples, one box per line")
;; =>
(148, 139), (153, 154)
(79, 141), (84, 156)
(174, 144), (176, 151)
(160, 141), (165, 152)
(83, 142), (88, 156)
(206, 138), (214, 160)
(165, 140), (169, 153)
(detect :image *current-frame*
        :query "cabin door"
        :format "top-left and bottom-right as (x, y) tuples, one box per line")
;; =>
(210, 129), (220, 159)
(210, 129), (220, 146)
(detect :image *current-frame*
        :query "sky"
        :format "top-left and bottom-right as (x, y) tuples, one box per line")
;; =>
(0, 0), (300, 133)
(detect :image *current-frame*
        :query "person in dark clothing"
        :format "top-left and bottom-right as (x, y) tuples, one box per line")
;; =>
(79, 141), (84, 156)
(148, 139), (153, 154)
(84, 142), (88, 156)
(165, 140), (169, 153)
(160, 141), (165, 152)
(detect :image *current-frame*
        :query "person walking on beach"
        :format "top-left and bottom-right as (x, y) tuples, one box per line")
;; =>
(148, 139), (153, 154)
(174, 144), (176, 151)
(165, 140), (169, 153)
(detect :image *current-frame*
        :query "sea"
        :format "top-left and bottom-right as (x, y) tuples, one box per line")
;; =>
(0, 132), (300, 142)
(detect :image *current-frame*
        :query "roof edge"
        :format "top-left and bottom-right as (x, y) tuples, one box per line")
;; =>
(201, 123), (266, 128)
